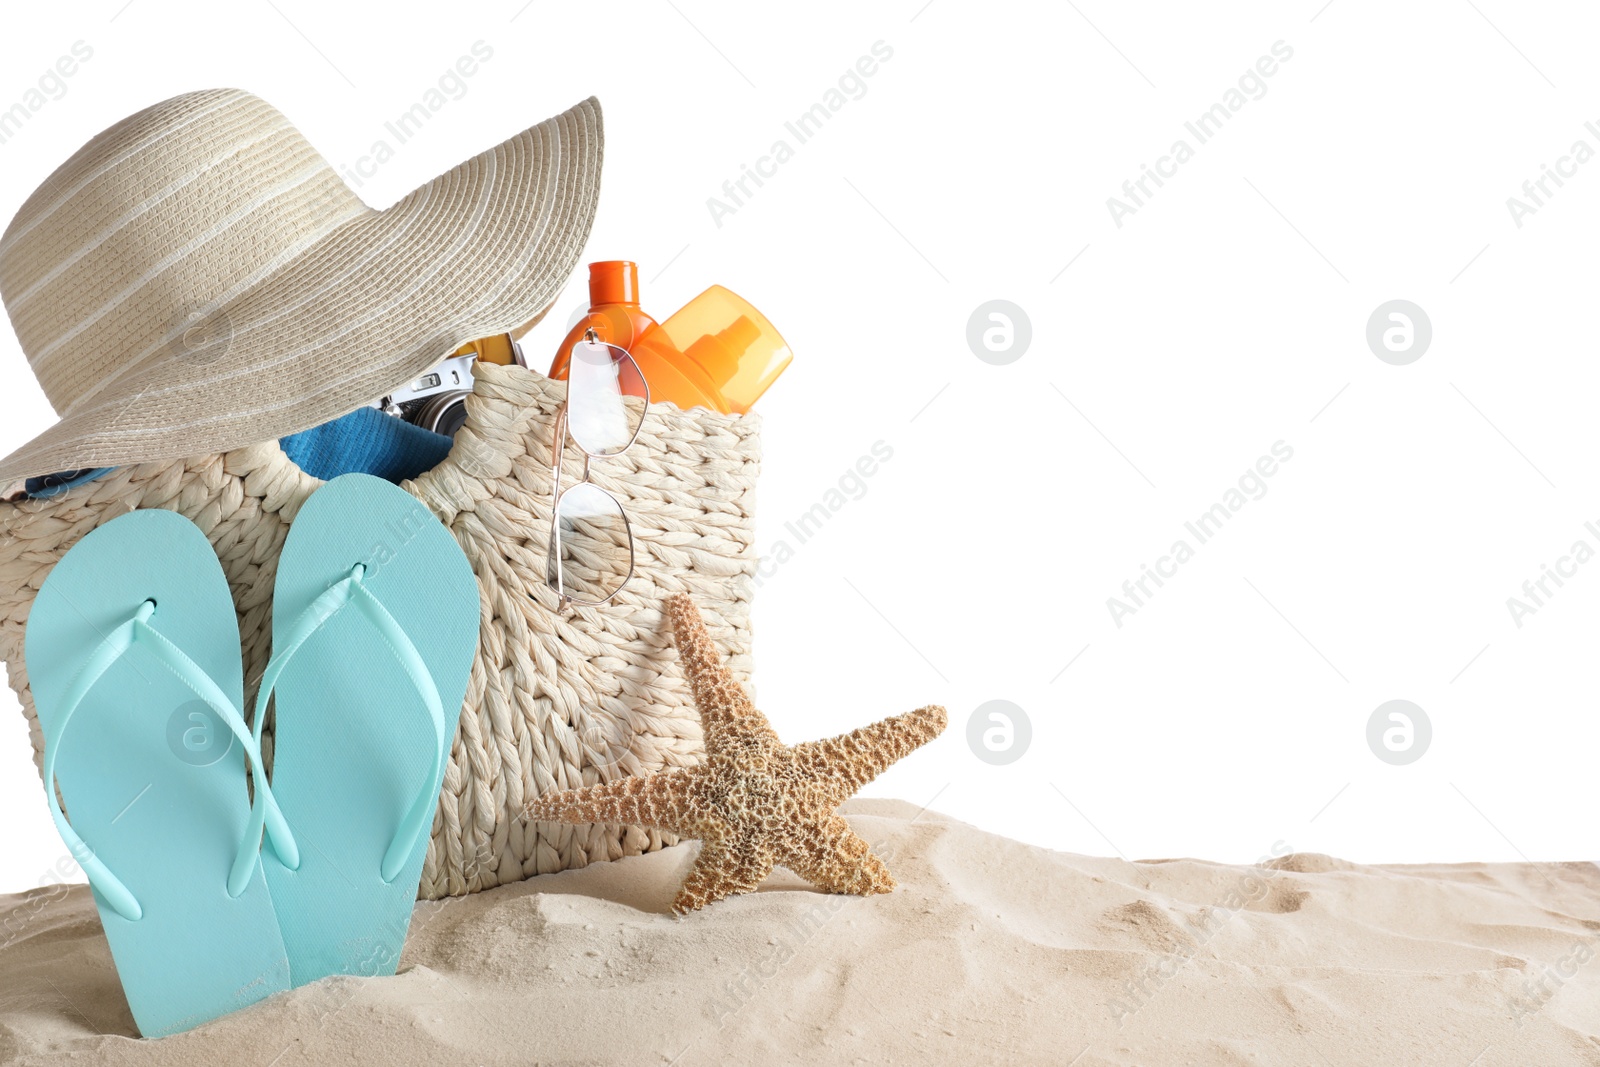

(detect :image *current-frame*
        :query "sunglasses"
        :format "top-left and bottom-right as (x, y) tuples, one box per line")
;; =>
(546, 331), (649, 609)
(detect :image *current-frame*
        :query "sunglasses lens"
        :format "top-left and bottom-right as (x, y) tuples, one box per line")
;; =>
(548, 482), (632, 605)
(568, 340), (647, 457)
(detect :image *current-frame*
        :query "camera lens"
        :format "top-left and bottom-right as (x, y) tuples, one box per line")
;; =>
(410, 390), (472, 437)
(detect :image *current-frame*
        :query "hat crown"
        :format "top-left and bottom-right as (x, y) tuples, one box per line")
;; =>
(0, 89), (367, 416)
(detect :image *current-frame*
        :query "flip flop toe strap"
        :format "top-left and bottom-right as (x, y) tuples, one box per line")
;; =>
(42, 600), (291, 922)
(254, 564), (449, 885)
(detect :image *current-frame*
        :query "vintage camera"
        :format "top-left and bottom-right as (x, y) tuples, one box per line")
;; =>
(375, 334), (526, 437)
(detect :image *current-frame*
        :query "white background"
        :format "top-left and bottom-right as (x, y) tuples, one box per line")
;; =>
(3, 0), (1597, 894)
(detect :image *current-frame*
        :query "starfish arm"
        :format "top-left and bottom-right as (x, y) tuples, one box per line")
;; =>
(524, 767), (705, 835)
(666, 593), (769, 744)
(777, 813), (895, 897)
(790, 704), (947, 805)
(673, 831), (777, 914)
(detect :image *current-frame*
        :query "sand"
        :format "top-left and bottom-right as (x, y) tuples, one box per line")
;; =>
(0, 798), (1597, 1066)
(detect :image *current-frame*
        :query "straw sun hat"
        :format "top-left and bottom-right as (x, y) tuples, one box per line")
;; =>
(0, 88), (602, 486)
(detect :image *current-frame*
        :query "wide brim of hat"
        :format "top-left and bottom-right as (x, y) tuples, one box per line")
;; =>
(0, 96), (603, 486)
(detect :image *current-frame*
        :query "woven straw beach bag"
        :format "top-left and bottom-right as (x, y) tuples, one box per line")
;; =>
(0, 361), (760, 898)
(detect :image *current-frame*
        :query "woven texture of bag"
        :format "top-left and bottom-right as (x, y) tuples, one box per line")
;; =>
(0, 361), (760, 898)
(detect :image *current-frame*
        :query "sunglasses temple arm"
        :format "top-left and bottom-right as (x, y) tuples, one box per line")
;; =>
(549, 406), (573, 612)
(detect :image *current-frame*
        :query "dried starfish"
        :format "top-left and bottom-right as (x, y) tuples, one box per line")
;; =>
(526, 593), (946, 913)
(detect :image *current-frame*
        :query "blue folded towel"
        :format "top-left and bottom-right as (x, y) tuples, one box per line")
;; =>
(279, 407), (454, 484)
(24, 467), (115, 499)
(21, 408), (452, 500)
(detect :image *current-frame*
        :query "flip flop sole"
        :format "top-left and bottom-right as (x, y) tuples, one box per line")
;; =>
(263, 474), (478, 986)
(26, 509), (290, 1037)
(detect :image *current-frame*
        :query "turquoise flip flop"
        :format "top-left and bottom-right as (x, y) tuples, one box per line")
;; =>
(254, 473), (478, 986)
(25, 509), (297, 1037)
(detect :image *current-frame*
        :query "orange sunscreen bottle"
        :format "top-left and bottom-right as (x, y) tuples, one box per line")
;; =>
(549, 260), (665, 379)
